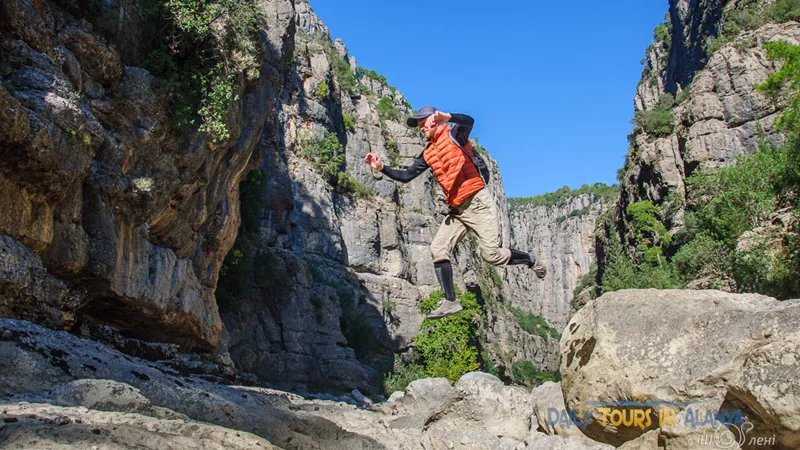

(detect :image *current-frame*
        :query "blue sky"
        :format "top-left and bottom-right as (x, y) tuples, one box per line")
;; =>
(310, 1), (670, 198)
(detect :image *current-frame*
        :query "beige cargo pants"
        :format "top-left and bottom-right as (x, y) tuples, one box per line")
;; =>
(430, 188), (511, 265)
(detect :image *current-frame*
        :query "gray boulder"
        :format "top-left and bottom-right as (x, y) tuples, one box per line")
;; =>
(561, 289), (800, 448)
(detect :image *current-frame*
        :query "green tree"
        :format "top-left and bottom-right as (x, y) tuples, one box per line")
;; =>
(412, 291), (483, 383)
(343, 113), (355, 132)
(148, 0), (265, 142)
(627, 200), (671, 263)
(316, 80), (329, 99)
(757, 41), (800, 132)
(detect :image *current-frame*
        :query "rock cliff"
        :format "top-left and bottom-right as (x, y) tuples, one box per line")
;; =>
(615, 0), (799, 248)
(0, 0), (607, 394)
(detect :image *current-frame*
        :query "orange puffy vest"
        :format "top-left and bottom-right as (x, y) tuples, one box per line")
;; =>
(423, 125), (485, 207)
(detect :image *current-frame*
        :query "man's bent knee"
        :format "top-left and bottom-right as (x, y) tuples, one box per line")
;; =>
(430, 245), (450, 264)
(481, 248), (511, 266)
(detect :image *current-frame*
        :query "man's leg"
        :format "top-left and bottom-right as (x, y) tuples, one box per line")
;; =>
(458, 189), (511, 265)
(461, 189), (546, 278)
(427, 213), (467, 318)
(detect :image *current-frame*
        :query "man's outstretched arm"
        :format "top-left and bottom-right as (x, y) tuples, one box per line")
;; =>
(364, 152), (430, 183)
(380, 155), (429, 182)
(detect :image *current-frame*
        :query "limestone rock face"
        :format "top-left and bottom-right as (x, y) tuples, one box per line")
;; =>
(506, 194), (608, 332)
(0, 0), (302, 351)
(0, 0), (611, 395)
(614, 0), (800, 258)
(622, 23), (799, 219)
(560, 290), (800, 448)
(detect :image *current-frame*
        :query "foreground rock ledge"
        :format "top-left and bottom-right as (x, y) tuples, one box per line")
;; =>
(561, 289), (800, 449)
(0, 319), (617, 449)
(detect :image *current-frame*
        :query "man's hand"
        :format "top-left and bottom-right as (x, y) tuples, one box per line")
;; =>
(430, 110), (451, 127)
(364, 152), (384, 171)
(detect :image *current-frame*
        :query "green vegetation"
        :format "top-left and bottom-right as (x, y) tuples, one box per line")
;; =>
(676, 88), (691, 105)
(511, 361), (560, 387)
(315, 80), (329, 99)
(383, 357), (427, 394)
(508, 183), (618, 211)
(327, 46), (358, 95)
(336, 172), (374, 198)
(383, 290), (485, 392)
(358, 67), (388, 86)
(386, 140), (400, 166)
(556, 206), (591, 225)
(653, 18), (671, 45)
(413, 291), (483, 382)
(296, 131), (344, 182)
(640, 14), (672, 83)
(628, 200), (671, 263)
(602, 43), (800, 300)
(377, 96), (402, 122)
(480, 350), (500, 377)
(572, 263), (599, 307)
(600, 231), (681, 293)
(508, 306), (561, 342)
(707, 0), (800, 56)
(632, 93), (675, 137)
(295, 131), (373, 198)
(472, 141), (489, 156)
(138, 0), (265, 142)
(758, 42), (800, 132)
(343, 113), (355, 132)
(672, 140), (799, 298)
(358, 84), (377, 97)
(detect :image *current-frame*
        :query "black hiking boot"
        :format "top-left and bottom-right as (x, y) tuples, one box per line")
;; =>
(508, 249), (547, 279)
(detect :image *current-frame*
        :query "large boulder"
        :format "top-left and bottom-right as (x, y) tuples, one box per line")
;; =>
(561, 289), (800, 448)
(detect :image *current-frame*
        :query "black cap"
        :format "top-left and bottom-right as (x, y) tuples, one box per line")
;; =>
(406, 105), (437, 127)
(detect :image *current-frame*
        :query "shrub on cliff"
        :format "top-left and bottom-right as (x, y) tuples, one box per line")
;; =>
(632, 93), (675, 137)
(357, 67), (388, 86)
(673, 140), (798, 298)
(758, 41), (800, 133)
(707, 0), (800, 56)
(343, 113), (355, 132)
(508, 306), (560, 342)
(327, 47), (357, 95)
(137, 0), (265, 142)
(315, 81), (329, 99)
(296, 132), (344, 181)
(377, 97), (402, 123)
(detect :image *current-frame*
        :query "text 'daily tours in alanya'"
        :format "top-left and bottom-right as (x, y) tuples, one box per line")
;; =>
(548, 400), (776, 448)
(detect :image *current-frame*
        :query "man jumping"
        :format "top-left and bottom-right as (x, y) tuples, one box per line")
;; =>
(364, 106), (546, 319)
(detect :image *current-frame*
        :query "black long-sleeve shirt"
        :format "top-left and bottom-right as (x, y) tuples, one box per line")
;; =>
(379, 113), (474, 183)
